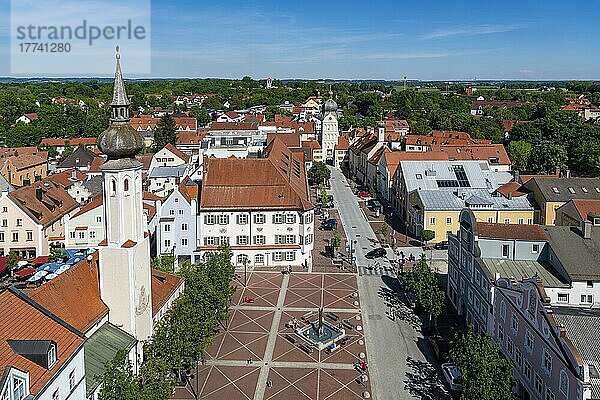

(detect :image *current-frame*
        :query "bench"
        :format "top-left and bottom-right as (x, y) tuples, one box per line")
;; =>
(284, 334), (296, 344)
(341, 320), (355, 330)
(326, 312), (339, 321)
(338, 337), (349, 346)
(299, 343), (314, 354)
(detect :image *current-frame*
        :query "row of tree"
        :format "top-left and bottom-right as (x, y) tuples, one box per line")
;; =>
(97, 246), (236, 400)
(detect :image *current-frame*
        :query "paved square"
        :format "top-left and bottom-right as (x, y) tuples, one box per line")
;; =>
(174, 271), (371, 400)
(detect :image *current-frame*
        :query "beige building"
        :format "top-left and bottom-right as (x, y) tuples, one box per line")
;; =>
(0, 153), (48, 187)
(0, 181), (78, 257)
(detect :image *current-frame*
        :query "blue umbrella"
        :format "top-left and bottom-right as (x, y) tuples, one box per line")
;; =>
(28, 270), (48, 282)
(66, 256), (82, 265)
(38, 262), (61, 273)
(55, 265), (70, 275)
(64, 249), (79, 258)
(45, 273), (58, 280)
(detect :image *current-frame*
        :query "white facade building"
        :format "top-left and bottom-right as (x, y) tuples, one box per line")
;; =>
(319, 90), (340, 164)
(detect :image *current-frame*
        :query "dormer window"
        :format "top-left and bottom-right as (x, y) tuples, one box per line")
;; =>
(48, 343), (57, 369)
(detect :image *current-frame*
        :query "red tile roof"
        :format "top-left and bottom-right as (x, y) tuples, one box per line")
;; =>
(39, 138), (97, 147)
(476, 222), (547, 241)
(433, 144), (511, 165)
(9, 181), (79, 228)
(496, 181), (529, 198)
(1, 154), (47, 170)
(200, 138), (313, 211)
(163, 143), (190, 163)
(47, 169), (86, 188)
(570, 199), (600, 220)
(335, 136), (350, 151)
(0, 289), (84, 395)
(28, 253), (108, 333)
(151, 269), (184, 316)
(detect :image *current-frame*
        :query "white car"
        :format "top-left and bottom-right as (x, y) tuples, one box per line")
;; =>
(441, 363), (462, 391)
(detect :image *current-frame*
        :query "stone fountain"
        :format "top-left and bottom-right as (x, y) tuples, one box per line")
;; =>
(295, 307), (346, 351)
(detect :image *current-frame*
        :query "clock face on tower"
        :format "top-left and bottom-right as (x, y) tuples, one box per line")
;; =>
(135, 285), (150, 315)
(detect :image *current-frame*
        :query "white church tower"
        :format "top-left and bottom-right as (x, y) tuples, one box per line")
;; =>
(97, 47), (153, 350)
(319, 89), (340, 164)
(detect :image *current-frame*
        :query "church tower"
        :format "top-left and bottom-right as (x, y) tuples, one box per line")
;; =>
(320, 89), (340, 164)
(97, 47), (153, 350)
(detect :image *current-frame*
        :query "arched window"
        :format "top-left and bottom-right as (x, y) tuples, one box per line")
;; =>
(560, 370), (569, 396)
(124, 179), (129, 192)
(110, 179), (116, 196)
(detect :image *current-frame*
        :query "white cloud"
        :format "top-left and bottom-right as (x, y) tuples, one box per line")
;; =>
(421, 24), (522, 40)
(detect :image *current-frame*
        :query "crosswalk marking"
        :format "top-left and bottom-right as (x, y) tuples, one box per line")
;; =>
(358, 264), (397, 276)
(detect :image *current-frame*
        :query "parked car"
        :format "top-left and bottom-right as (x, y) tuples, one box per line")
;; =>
(367, 199), (382, 210)
(434, 240), (449, 250)
(365, 247), (386, 259)
(427, 335), (450, 362)
(321, 218), (338, 230)
(357, 190), (371, 199)
(404, 291), (417, 308)
(441, 363), (462, 392)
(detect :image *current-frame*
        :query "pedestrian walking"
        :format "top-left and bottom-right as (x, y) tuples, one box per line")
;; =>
(267, 378), (273, 388)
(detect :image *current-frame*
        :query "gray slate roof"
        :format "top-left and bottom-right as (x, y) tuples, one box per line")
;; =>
(553, 307), (600, 399)
(148, 165), (188, 179)
(84, 322), (136, 396)
(528, 177), (600, 202)
(82, 176), (103, 196)
(418, 188), (533, 211)
(543, 226), (600, 280)
(57, 146), (97, 169)
(479, 258), (569, 288)
(0, 174), (13, 193)
(400, 160), (501, 193)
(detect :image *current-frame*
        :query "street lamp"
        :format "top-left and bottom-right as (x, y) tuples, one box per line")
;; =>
(243, 256), (249, 287)
(185, 359), (200, 400)
(349, 240), (357, 263)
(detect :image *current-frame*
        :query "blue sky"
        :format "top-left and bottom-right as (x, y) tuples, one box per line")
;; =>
(0, 0), (599, 80)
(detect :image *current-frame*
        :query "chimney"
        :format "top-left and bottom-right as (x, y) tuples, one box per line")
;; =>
(377, 121), (385, 143)
(565, 169), (571, 178)
(508, 192), (512, 200)
(555, 166), (561, 177)
(35, 187), (42, 202)
(514, 169), (520, 184)
(582, 220), (592, 239)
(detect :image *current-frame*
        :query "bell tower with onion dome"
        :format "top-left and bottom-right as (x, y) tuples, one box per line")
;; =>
(320, 88), (340, 164)
(97, 47), (153, 355)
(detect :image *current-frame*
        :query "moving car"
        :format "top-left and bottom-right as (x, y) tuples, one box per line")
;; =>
(365, 247), (386, 259)
(441, 363), (462, 392)
(357, 190), (371, 199)
(434, 240), (449, 250)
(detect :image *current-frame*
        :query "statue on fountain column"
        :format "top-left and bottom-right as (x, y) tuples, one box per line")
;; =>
(318, 307), (324, 336)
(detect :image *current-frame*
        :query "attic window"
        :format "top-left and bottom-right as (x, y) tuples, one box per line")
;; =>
(596, 188), (600, 193)
(568, 187), (575, 194)
(582, 187), (588, 193)
(415, 174), (422, 179)
(552, 187), (559, 194)
(48, 343), (57, 369)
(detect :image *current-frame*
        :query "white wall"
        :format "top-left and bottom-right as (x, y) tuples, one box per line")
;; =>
(37, 346), (86, 400)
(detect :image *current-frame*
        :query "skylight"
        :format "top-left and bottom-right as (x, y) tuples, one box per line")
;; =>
(568, 187), (576, 194)
(552, 187), (559, 194)
(582, 187), (588, 193)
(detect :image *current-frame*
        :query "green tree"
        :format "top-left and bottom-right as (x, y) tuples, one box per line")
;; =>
(330, 233), (342, 258)
(450, 329), (514, 400)
(151, 255), (175, 273)
(7, 251), (18, 276)
(380, 223), (389, 238)
(528, 141), (567, 174)
(308, 162), (331, 186)
(97, 350), (140, 400)
(405, 255), (445, 325)
(420, 229), (435, 245)
(153, 114), (178, 152)
(189, 106), (211, 126)
(506, 141), (532, 171)
(573, 141), (600, 175)
(319, 186), (330, 207)
(48, 248), (66, 262)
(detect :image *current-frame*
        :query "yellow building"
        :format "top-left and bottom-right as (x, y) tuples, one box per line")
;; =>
(409, 189), (534, 243)
(524, 177), (600, 225)
(0, 154), (48, 187)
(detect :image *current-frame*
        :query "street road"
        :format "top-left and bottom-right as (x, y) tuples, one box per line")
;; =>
(328, 167), (450, 400)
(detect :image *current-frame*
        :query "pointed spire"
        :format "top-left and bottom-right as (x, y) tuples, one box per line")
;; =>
(328, 85), (333, 99)
(111, 46), (130, 106)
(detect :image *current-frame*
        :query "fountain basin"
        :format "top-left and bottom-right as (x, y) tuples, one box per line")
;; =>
(295, 321), (346, 351)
